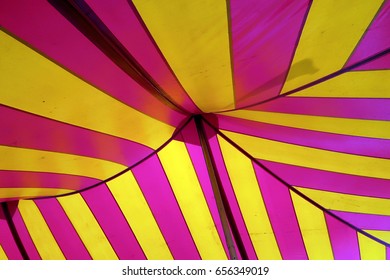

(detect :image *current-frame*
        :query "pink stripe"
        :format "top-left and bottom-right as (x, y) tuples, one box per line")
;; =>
(180, 120), (229, 257)
(81, 184), (145, 259)
(0, 0), (186, 126)
(12, 203), (41, 259)
(251, 97), (390, 121)
(258, 161), (390, 199)
(217, 115), (390, 159)
(85, 0), (199, 113)
(0, 171), (99, 192)
(1, 106), (153, 166)
(132, 155), (199, 259)
(331, 211), (390, 231)
(346, 1), (390, 67)
(230, 0), (311, 107)
(34, 199), (91, 259)
(325, 213), (360, 260)
(354, 52), (390, 70)
(253, 164), (307, 259)
(206, 128), (258, 259)
(0, 206), (23, 259)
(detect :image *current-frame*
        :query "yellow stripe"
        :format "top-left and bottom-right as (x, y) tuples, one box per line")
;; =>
(57, 194), (118, 260)
(295, 187), (390, 216)
(218, 137), (281, 260)
(107, 172), (172, 259)
(281, 0), (383, 93)
(0, 245), (8, 260)
(292, 71), (390, 98)
(358, 233), (386, 260)
(366, 230), (390, 245)
(0, 188), (73, 200)
(0, 31), (174, 149)
(18, 200), (65, 259)
(290, 191), (333, 260)
(158, 140), (227, 259)
(222, 130), (390, 180)
(0, 146), (126, 180)
(221, 110), (390, 139)
(133, 0), (234, 112)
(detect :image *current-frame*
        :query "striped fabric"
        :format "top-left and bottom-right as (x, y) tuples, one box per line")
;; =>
(0, 0), (389, 259)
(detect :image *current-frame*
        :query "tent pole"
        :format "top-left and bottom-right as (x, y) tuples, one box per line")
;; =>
(194, 115), (238, 260)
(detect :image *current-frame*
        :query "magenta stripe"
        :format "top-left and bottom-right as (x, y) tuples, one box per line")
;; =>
(132, 154), (199, 259)
(331, 211), (390, 231)
(81, 184), (145, 259)
(346, 1), (390, 67)
(387, 247), (390, 260)
(355, 52), (390, 70)
(0, 1), (185, 126)
(258, 160), (390, 199)
(207, 129), (258, 259)
(325, 213), (360, 260)
(230, 0), (311, 107)
(180, 120), (229, 257)
(85, 0), (199, 113)
(34, 199), (91, 259)
(250, 97), (390, 121)
(217, 115), (390, 159)
(253, 164), (307, 260)
(1, 106), (153, 166)
(12, 204), (41, 259)
(0, 207), (23, 259)
(0, 171), (99, 192)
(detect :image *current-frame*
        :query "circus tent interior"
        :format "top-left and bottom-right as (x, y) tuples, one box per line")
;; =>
(0, 0), (390, 260)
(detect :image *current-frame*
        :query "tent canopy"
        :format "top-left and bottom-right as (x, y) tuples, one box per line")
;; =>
(0, 0), (390, 260)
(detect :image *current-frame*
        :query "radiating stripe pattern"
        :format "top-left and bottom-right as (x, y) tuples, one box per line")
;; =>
(0, 0), (389, 260)
(4, 138), (229, 260)
(0, 15), (179, 200)
(209, 127), (390, 259)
